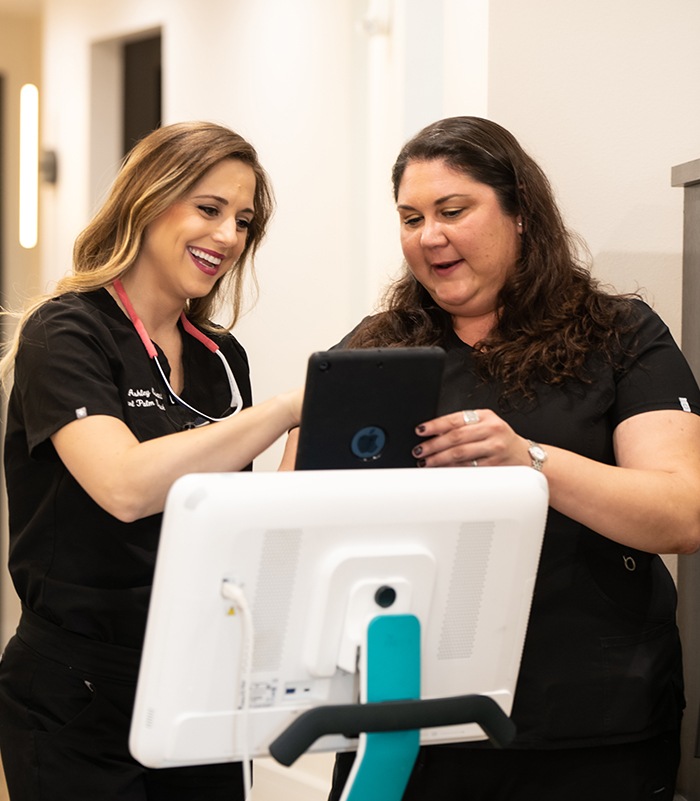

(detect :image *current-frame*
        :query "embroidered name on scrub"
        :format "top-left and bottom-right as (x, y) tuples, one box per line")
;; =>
(127, 387), (166, 411)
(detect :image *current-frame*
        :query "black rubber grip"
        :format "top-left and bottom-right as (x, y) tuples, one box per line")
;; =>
(268, 694), (515, 766)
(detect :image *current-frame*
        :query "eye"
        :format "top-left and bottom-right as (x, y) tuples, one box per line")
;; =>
(236, 218), (252, 232)
(198, 205), (219, 218)
(441, 208), (463, 219)
(402, 215), (423, 228)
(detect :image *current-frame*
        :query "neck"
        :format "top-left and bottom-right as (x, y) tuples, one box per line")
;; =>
(110, 274), (183, 339)
(451, 311), (497, 347)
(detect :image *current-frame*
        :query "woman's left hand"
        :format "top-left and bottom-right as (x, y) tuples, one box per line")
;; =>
(412, 408), (530, 468)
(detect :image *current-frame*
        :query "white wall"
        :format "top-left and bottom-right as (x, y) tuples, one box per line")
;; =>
(488, 0), (700, 341)
(0, 13), (42, 307)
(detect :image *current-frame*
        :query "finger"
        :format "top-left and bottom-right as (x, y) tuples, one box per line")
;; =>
(413, 426), (489, 463)
(416, 409), (486, 437)
(417, 443), (492, 468)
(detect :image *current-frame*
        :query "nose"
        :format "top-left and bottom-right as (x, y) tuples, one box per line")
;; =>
(420, 217), (448, 248)
(212, 214), (240, 248)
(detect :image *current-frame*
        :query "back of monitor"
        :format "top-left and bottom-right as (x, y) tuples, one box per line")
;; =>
(130, 467), (548, 768)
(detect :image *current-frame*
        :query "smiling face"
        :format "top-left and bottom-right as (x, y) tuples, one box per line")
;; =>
(133, 158), (257, 304)
(397, 158), (522, 340)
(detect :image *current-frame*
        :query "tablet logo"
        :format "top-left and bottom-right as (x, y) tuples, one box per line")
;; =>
(351, 426), (386, 461)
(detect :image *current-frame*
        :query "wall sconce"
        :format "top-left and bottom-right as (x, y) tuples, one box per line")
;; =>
(40, 149), (58, 185)
(19, 82), (39, 249)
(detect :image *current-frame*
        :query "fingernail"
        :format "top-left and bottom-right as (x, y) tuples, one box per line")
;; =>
(413, 445), (423, 456)
(417, 459), (426, 468)
(416, 424), (426, 434)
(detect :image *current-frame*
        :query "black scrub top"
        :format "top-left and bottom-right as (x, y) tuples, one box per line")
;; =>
(4, 289), (252, 649)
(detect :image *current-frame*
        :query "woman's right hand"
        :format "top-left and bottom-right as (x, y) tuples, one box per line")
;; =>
(278, 426), (300, 471)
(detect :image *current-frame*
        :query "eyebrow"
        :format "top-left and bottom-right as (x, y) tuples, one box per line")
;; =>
(397, 193), (472, 211)
(193, 194), (255, 215)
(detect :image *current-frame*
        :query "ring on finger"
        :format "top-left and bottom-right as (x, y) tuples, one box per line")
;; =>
(462, 409), (480, 425)
(471, 459), (478, 467)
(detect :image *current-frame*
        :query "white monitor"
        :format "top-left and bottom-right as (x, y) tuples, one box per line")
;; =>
(129, 467), (548, 769)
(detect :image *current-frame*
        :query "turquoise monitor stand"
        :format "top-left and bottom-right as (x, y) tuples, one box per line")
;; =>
(341, 613), (421, 801)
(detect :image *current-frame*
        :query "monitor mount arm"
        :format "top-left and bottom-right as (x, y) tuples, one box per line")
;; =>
(269, 614), (516, 801)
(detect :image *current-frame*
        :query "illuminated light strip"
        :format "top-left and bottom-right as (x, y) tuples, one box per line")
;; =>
(19, 83), (39, 249)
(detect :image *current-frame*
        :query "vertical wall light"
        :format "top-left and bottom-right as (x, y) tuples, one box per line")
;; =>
(19, 83), (39, 249)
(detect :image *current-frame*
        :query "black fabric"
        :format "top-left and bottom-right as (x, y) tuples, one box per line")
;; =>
(328, 734), (681, 801)
(3, 289), (252, 649)
(0, 634), (245, 801)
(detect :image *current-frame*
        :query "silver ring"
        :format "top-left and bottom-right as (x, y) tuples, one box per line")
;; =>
(462, 410), (480, 425)
(471, 459), (478, 467)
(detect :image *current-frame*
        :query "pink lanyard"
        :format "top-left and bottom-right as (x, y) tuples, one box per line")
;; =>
(113, 279), (242, 420)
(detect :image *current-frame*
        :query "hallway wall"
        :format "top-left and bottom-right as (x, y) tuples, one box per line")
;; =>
(0, 6), (41, 658)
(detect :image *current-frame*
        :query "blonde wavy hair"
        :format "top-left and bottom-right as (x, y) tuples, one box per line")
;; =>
(0, 120), (274, 386)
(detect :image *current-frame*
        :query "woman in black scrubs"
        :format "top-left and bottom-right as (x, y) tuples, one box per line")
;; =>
(0, 121), (301, 801)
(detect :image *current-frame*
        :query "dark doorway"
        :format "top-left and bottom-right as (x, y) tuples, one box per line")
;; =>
(122, 35), (161, 156)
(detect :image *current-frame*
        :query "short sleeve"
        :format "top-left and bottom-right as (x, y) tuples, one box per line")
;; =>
(13, 299), (127, 455)
(613, 301), (700, 424)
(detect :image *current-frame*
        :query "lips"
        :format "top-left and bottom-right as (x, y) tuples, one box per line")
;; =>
(431, 259), (462, 272)
(188, 246), (224, 276)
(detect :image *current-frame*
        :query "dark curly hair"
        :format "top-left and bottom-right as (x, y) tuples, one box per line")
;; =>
(347, 116), (638, 396)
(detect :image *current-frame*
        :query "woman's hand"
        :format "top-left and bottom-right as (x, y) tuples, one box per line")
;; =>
(412, 408), (530, 468)
(278, 426), (300, 471)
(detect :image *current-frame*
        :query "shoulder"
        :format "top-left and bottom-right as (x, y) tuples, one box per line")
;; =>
(618, 298), (675, 349)
(17, 290), (129, 373)
(22, 290), (114, 336)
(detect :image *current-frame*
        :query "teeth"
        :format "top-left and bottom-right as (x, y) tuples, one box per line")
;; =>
(189, 247), (222, 267)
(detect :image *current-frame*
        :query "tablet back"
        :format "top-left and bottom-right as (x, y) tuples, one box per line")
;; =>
(294, 347), (446, 470)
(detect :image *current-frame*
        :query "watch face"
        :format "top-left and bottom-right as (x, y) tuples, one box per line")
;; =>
(531, 445), (545, 461)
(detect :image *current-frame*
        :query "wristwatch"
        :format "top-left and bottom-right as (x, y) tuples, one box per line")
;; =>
(527, 440), (548, 471)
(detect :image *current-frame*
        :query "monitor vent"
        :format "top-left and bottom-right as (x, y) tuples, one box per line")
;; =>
(437, 522), (493, 660)
(252, 528), (302, 672)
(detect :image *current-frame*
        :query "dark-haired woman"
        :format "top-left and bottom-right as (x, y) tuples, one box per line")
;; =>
(321, 116), (700, 801)
(0, 121), (301, 801)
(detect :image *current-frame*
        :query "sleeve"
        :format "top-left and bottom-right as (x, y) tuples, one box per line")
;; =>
(612, 300), (700, 424)
(13, 300), (127, 456)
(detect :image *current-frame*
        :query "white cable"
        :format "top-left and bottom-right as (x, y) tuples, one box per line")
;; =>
(222, 580), (255, 800)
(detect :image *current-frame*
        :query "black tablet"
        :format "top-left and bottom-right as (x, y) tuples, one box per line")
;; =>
(294, 347), (446, 470)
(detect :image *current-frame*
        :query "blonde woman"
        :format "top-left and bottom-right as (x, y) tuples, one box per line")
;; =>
(0, 121), (301, 801)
